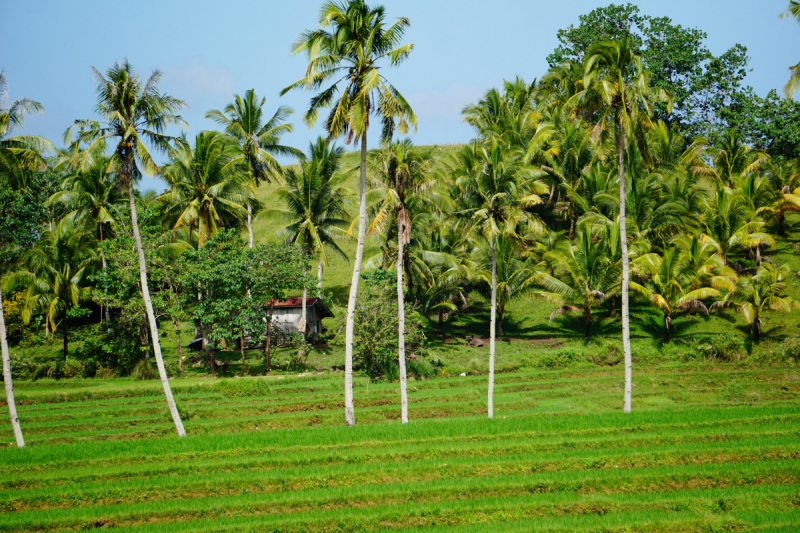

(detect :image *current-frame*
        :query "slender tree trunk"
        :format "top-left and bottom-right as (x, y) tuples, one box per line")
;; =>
(239, 326), (245, 370)
(438, 309), (444, 338)
(100, 223), (110, 329)
(247, 204), (254, 249)
(1, 284), (25, 447)
(63, 327), (68, 359)
(497, 304), (504, 337)
(756, 245), (762, 266)
(344, 133), (369, 427)
(128, 183), (186, 437)
(619, 123), (633, 414)
(45, 317), (50, 339)
(317, 256), (323, 297)
(397, 213), (409, 424)
(585, 308), (591, 338)
(488, 235), (497, 419)
(664, 314), (671, 342)
(264, 300), (275, 372)
(172, 318), (183, 375)
(299, 269), (307, 362)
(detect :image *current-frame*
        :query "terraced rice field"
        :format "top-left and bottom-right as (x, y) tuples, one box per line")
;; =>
(1, 366), (800, 532)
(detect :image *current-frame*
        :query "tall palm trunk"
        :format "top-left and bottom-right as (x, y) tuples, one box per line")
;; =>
(1, 284), (25, 447)
(317, 256), (323, 297)
(264, 299), (275, 371)
(247, 204), (254, 249)
(344, 133), (368, 426)
(397, 212), (409, 424)
(619, 124), (633, 414)
(172, 317), (183, 375)
(488, 235), (497, 419)
(99, 224), (110, 328)
(128, 182), (186, 437)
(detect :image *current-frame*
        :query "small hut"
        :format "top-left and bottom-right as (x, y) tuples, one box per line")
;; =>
(269, 297), (334, 338)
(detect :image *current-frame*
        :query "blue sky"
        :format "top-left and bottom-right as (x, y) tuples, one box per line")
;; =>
(2, 0), (797, 191)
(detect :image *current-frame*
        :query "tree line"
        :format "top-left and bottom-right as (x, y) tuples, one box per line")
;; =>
(2, 1), (800, 447)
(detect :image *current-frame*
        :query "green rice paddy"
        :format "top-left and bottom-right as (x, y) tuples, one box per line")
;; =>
(2, 365), (799, 531)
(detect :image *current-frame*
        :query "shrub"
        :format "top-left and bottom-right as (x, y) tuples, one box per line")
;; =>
(131, 360), (156, 381)
(778, 337), (800, 362)
(693, 333), (744, 362)
(62, 358), (84, 379)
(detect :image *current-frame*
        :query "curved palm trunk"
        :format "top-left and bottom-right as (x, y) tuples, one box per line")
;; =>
(664, 313), (671, 342)
(619, 124), (633, 414)
(397, 214), (409, 424)
(1, 285), (25, 447)
(344, 134), (368, 427)
(128, 183), (186, 437)
(488, 235), (497, 419)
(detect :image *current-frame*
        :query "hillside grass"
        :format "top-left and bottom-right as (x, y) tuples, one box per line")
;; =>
(1, 365), (800, 531)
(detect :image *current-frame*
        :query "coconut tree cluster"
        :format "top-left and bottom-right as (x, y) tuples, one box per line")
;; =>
(2, 1), (800, 447)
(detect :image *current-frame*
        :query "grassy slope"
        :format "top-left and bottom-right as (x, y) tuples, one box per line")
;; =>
(1, 366), (799, 531)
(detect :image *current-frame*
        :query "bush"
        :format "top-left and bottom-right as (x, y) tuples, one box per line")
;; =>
(587, 341), (622, 366)
(61, 358), (84, 379)
(779, 337), (800, 363)
(131, 359), (156, 381)
(691, 333), (744, 362)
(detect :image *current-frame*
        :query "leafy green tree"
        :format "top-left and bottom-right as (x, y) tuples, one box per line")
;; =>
(581, 37), (672, 413)
(722, 89), (800, 159)
(454, 140), (544, 418)
(712, 263), (799, 340)
(547, 4), (750, 139)
(206, 90), (301, 247)
(283, 0), (417, 426)
(159, 131), (253, 248)
(183, 232), (309, 373)
(65, 60), (189, 437)
(3, 222), (98, 358)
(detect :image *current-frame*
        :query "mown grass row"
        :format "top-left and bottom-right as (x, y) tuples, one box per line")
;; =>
(1, 366), (799, 532)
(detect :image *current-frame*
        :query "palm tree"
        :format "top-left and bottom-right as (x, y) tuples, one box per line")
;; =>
(0, 69), (55, 176)
(711, 130), (770, 188)
(262, 137), (350, 362)
(364, 139), (442, 423)
(454, 140), (544, 418)
(65, 60), (188, 437)
(4, 223), (97, 358)
(713, 263), (799, 340)
(631, 247), (728, 341)
(206, 90), (301, 248)
(48, 157), (124, 325)
(781, 1), (800, 98)
(0, 71), (52, 448)
(765, 160), (800, 236)
(159, 131), (253, 248)
(532, 227), (619, 338)
(283, 0), (417, 426)
(701, 185), (775, 266)
(581, 38), (672, 413)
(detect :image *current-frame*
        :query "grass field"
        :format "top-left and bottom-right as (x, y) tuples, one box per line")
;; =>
(2, 364), (800, 531)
